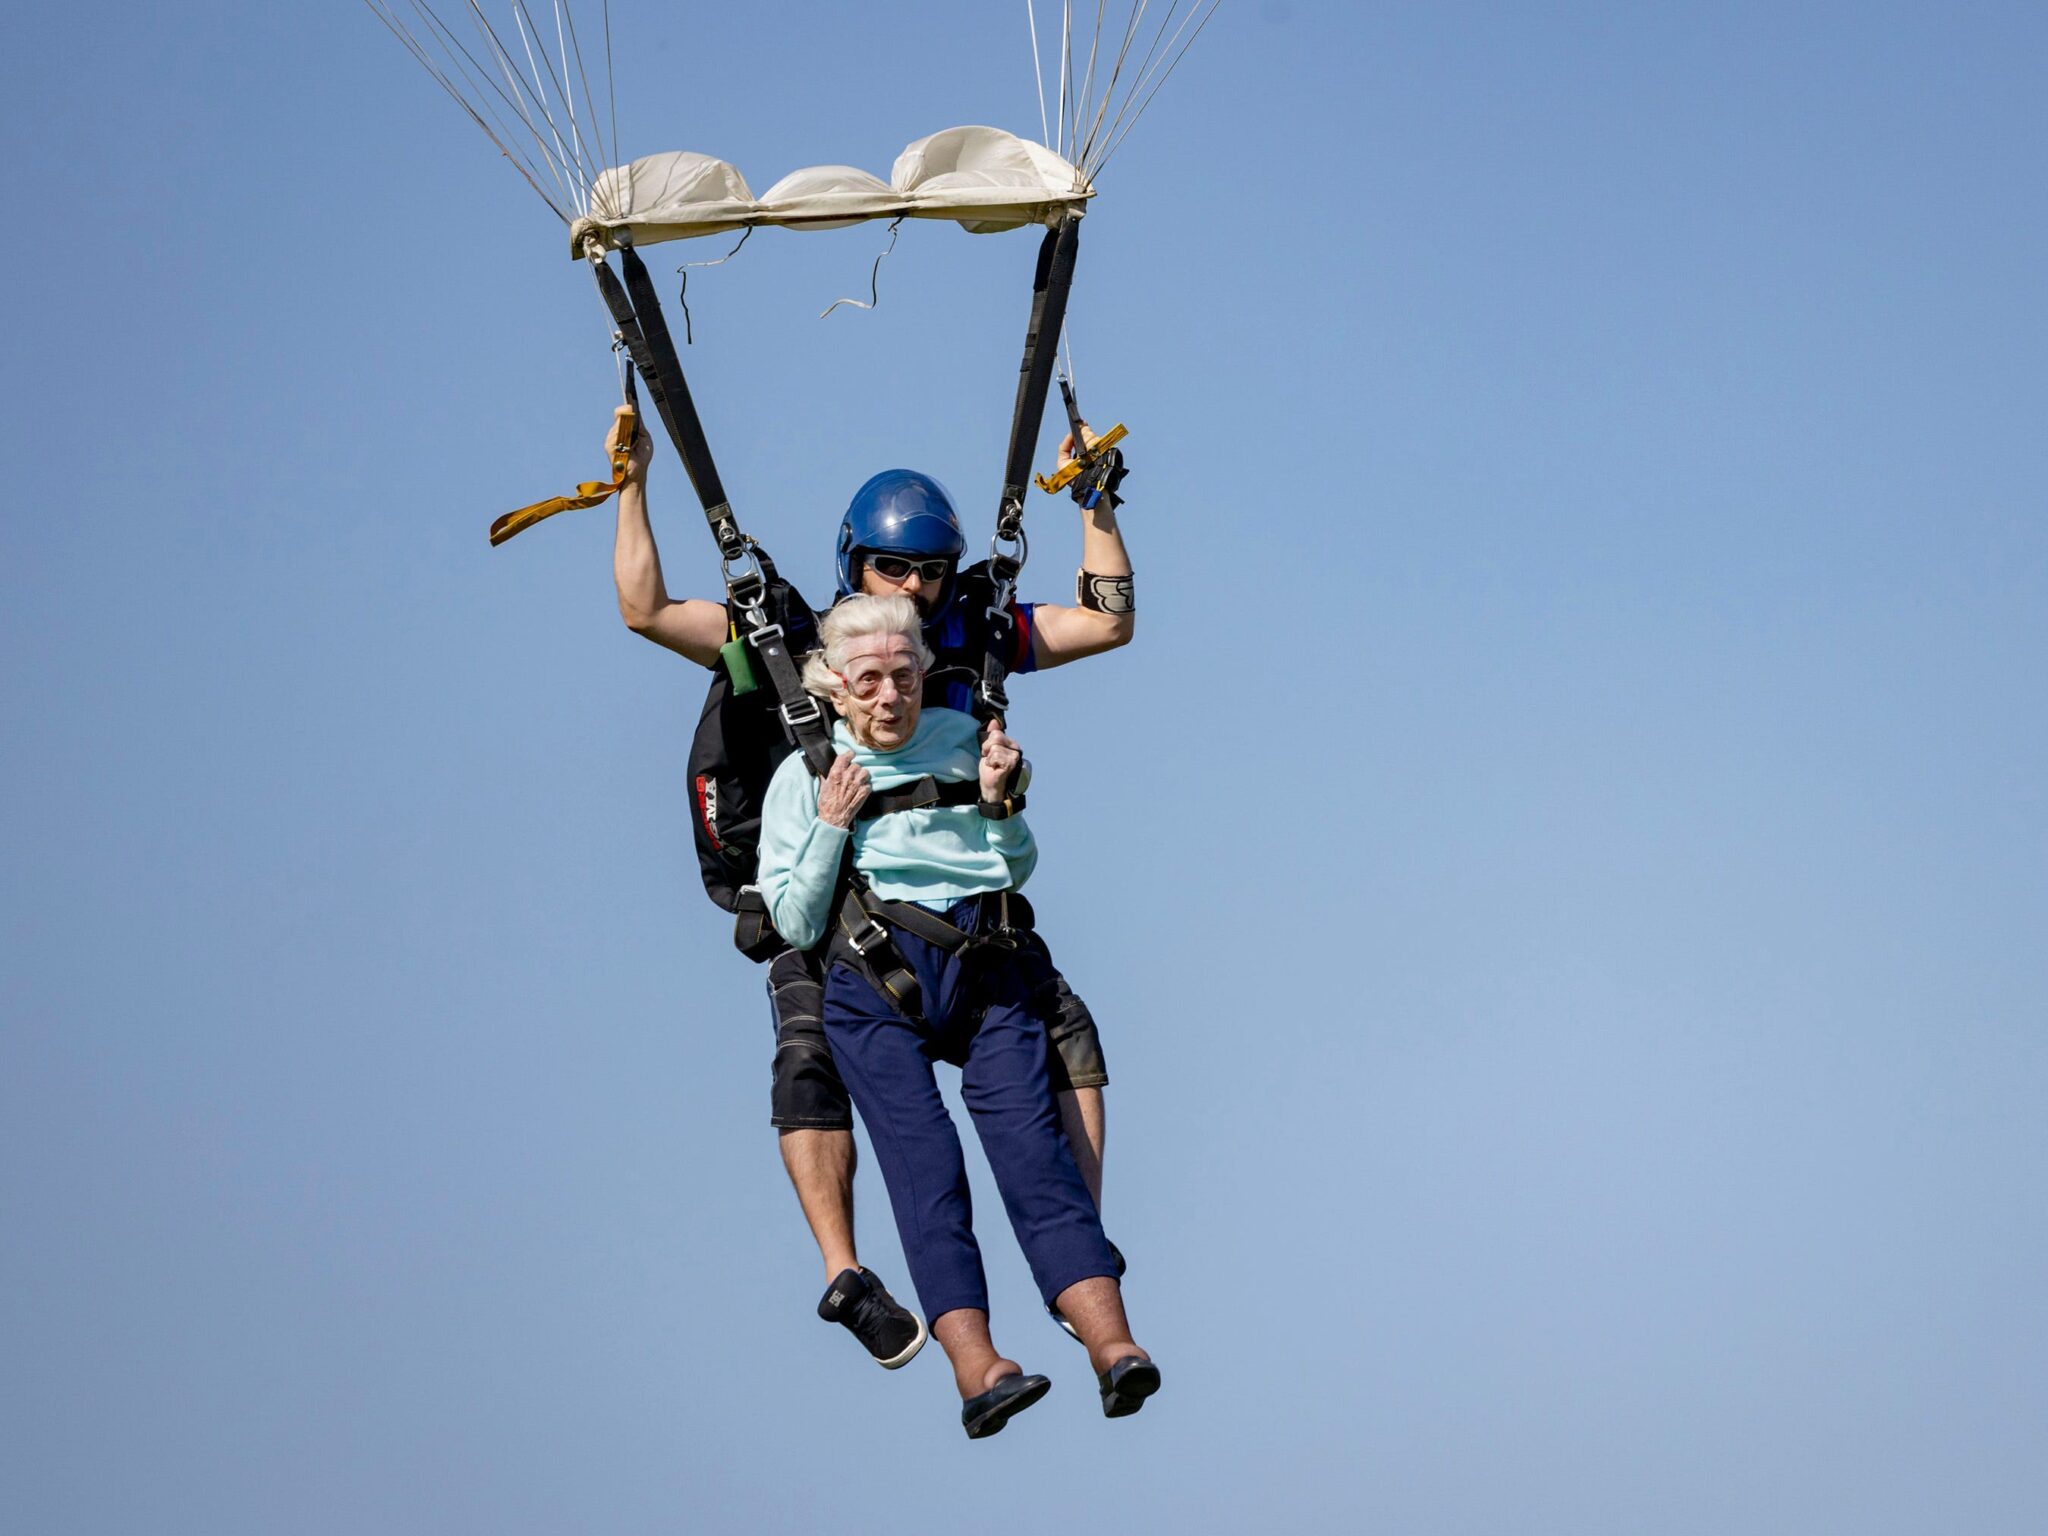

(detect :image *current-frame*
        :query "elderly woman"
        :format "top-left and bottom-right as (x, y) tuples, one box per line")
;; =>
(754, 594), (1158, 1438)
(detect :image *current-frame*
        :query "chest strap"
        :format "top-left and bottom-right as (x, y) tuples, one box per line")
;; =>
(855, 776), (984, 820)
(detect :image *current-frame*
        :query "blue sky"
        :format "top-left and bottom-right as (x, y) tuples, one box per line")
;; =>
(3, 3), (2045, 1532)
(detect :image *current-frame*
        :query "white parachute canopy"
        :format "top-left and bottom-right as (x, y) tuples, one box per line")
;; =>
(365, 1), (1220, 238)
(568, 127), (1090, 256)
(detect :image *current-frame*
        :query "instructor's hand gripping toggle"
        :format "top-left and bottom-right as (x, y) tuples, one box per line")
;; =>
(1034, 376), (1128, 511)
(488, 403), (640, 547)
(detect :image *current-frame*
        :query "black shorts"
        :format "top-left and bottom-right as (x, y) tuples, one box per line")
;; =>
(767, 932), (1108, 1131)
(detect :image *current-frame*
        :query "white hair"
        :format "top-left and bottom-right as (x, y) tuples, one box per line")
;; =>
(800, 593), (935, 700)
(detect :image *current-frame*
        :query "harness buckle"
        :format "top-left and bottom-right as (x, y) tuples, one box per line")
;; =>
(844, 914), (891, 957)
(709, 507), (749, 565)
(722, 541), (768, 601)
(994, 491), (1027, 547)
(779, 693), (824, 732)
(988, 525), (1028, 576)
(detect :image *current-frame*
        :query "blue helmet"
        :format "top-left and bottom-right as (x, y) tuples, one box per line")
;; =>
(835, 469), (966, 599)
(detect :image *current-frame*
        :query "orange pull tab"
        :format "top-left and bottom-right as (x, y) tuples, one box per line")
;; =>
(488, 403), (641, 548)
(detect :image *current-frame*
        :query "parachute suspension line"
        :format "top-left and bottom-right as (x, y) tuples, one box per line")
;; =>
(819, 218), (906, 320)
(1072, 4), (1094, 166)
(1080, 0), (1175, 169)
(445, 0), (585, 211)
(1072, 0), (1151, 177)
(403, 0), (585, 214)
(511, 0), (593, 211)
(1073, 0), (1109, 164)
(613, 333), (635, 405)
(1021, 1), (1225, 183)
(600, 0), (620, 191)
(370, 0), (614, 208)
(524, 0), (595, 186)
(1058, 2), (1074, 160)
(561, 0), (614, 207)
(362, 2), (569, 220)
(441, 0), (594, 212)
(544, 0), (606, 207)
(524, 0), (617, 207)
(675, 226), (755, 345)
(367, 1), (574, 219)
(1025, 0), (1052, 148)
(536, 0), (585, 207)
(1085, 0), (1224, 180)
(549, 0), (593, 198)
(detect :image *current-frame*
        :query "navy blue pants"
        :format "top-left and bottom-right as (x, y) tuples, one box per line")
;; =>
(822, 903), (1118, 1322)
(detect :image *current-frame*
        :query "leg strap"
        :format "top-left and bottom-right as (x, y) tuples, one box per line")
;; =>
(827, 886), (1037, 1018)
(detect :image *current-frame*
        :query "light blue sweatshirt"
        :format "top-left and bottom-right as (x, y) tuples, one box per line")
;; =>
(754, 708), (1037, 951)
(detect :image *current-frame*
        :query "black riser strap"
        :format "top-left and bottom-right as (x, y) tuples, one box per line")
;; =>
(593, 253), (824, 775)
(590, 259), (694, 484)
(999, 218), (1082, 508)
(977, 217), (1081, 726)
(617, 246), (732, 528)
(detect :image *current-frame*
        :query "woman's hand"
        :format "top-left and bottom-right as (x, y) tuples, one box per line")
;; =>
(1056, 421), (1100, 471)
(979, 727), (1023, 802)
(817, 751), (872, 829)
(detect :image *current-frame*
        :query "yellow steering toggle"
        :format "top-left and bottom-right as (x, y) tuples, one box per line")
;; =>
(1033, 421), (1128, 496)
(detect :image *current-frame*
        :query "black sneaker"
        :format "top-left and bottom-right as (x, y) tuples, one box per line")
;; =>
(817, 1267), (926, 1369)
(1047, 1240), (1127, 1343)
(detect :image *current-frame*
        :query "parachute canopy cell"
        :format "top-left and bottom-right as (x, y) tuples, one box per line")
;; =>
(568, 126), (1090, 257)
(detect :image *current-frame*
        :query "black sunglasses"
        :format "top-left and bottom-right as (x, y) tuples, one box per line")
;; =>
(866, 554), (954, 583)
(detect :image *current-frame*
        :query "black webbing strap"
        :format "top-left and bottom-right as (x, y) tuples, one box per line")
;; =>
(831, 883), (926, 1013)
(977, 215), (1083, 727)
(589, 257), (715, 532)
(740, 603), (835, 777)
(855, 777), (983, 820)
(616, 246), (743, 560)
(973, 590), (1017, 725)
(999, 218), (1083, 532)
(589, 244), (835, 777)
(588, 244), (740, 556)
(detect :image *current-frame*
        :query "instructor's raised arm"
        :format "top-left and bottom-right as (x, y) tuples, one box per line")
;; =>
(1027, 423), (1137, 669)
(611, 412), (729, 667)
